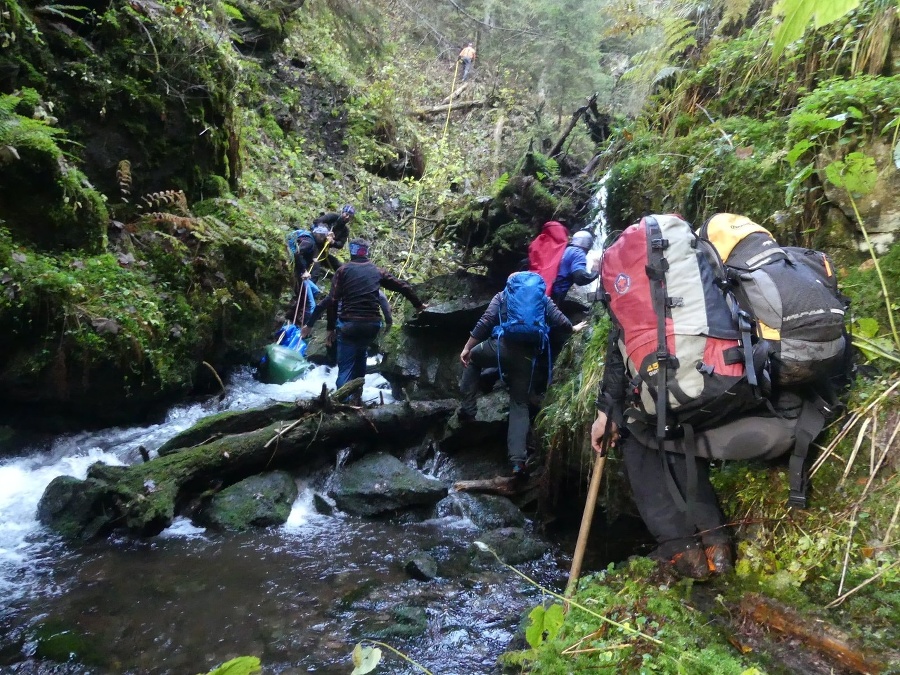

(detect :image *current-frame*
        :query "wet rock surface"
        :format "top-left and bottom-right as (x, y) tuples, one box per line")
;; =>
(329, 452), (448, 516)
(196, 471), (298, 531)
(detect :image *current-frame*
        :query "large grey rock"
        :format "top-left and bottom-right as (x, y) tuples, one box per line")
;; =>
(37, 475), (113, 540)
(196, 471), (298, 531)
(380, 272), (500, 399)
(818, 138), (900, 253)
(329, 453), (447, 516)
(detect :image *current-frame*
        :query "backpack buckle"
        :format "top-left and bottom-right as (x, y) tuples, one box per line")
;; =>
(787, 490), (808, 509)
(650, 238), (669, 250)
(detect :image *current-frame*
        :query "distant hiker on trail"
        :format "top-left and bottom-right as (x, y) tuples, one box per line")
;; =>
(550, 229), (600, 306)
(458, 42), (476, 82)
(286, 225), (333, 325)
(528, 220), (569, 295)
(313, 204), (356, 273)
(458, 271), (586, 478)
(326, 238), (427, 394)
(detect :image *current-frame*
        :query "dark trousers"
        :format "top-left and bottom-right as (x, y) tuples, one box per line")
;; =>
(460, 57), (472, 81)
(460, 338), (546, 464)
(336, 321), (380, 389)
(623, 414), (798, 555)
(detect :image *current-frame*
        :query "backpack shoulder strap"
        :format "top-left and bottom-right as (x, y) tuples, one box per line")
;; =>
(787, 393), (833, 508)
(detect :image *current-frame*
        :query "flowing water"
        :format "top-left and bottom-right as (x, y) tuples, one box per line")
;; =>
(0, 364), (646, 675)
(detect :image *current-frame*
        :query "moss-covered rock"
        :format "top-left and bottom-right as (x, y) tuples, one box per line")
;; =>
(196, 470), (298, 531)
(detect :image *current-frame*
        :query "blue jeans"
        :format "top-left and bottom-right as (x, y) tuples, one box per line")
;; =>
(335, 321), (381, 389)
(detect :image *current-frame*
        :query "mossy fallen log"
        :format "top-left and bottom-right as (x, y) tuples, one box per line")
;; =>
(157, 380), (364, 456)
(740, 593), (898, 674)
(38, 398), (456, 540)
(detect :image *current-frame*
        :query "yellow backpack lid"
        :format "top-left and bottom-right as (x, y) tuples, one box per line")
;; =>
(702, 213), (772, 263)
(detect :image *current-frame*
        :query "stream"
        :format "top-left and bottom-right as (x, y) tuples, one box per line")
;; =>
(0, 364), (649, 675)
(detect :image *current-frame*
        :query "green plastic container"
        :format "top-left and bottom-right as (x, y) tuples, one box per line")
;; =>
(261, 344), (311, 384)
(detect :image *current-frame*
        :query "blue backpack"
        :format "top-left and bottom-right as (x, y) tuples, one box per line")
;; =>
(493, 272), (551, 345)
(492, 272), (552, 388)
(286, 229), (313, 257)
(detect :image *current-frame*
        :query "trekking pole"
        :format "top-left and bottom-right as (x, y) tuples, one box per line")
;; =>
(565, 418), (612, 600)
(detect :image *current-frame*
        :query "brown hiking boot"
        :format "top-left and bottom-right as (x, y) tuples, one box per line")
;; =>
(670, 547), (712, 580)
(705, 543), (734, 575)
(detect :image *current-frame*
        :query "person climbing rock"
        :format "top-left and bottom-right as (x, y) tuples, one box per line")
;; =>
(550, 229), (600, 306)
(326, 238), (427, 394)
(286, 225), (333, 325)
(458, 271), (586, 478)
(313, 204), (356, 274)
(458, 42), (476, 82)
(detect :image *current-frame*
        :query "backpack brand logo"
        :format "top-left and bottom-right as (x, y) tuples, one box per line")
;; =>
(614, 273), (631, 294)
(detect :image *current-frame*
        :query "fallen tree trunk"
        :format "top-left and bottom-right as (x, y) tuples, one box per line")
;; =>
(548, 93), (598, 158)
(441, 81), (470, 104)
(413, 100), (486, 118)
(740, 593), (896, 674)
(38, 398), (456, 540)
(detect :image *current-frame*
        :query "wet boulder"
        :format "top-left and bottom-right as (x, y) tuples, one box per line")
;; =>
(195, 471), (298, 531)
(436, 493), (526, 531)
(404, 551), (439, 581)
(439, 389), (509, 453)
(474, 527), (549, 565)
(37, 474), (117, 540)
(329, 452), (447, 516)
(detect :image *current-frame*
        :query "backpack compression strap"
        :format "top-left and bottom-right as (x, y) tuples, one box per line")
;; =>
(788, 394), (832, 508)
(644, 216), (672, 441)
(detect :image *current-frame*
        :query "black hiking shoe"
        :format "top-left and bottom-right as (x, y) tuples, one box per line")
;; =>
(705, 543), (734, 576)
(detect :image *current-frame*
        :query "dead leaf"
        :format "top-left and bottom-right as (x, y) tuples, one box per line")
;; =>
(735, 146), (754, 159)
(11, 253), (26, 263)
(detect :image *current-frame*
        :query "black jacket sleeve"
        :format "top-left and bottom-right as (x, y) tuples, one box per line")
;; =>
(378, 268), (425, 310)
(545, 297), (574, 332)
(596, 322), (628, 427)
(377, 291), (393, 328)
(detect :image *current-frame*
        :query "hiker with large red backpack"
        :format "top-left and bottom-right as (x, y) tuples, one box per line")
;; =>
(589, 214), (851, 580)
(458, 271), (586, 477)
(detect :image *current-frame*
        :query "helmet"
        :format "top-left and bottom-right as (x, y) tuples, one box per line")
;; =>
(571, 230), (594, 250)
(341, 204), (356, 217)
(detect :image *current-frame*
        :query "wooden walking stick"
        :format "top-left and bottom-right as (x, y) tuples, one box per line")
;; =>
(565, 417), (612, 599)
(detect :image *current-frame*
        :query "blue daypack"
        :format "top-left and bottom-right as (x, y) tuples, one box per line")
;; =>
(286, 229), (313, 258)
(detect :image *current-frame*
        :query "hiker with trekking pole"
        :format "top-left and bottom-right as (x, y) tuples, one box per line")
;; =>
(575, 213), (853, 583)
(457, 271), (587, 478)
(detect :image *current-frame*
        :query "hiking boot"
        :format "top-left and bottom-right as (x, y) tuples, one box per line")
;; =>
(705, 543), (734, 575)
(651, 545), (710, 580)
(510, 462), (530, 480)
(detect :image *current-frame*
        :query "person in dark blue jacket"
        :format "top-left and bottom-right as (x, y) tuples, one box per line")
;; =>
(550, 230), (599, 305)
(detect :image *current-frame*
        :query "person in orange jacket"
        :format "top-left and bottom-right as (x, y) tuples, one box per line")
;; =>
(458, 42), (476, 81)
